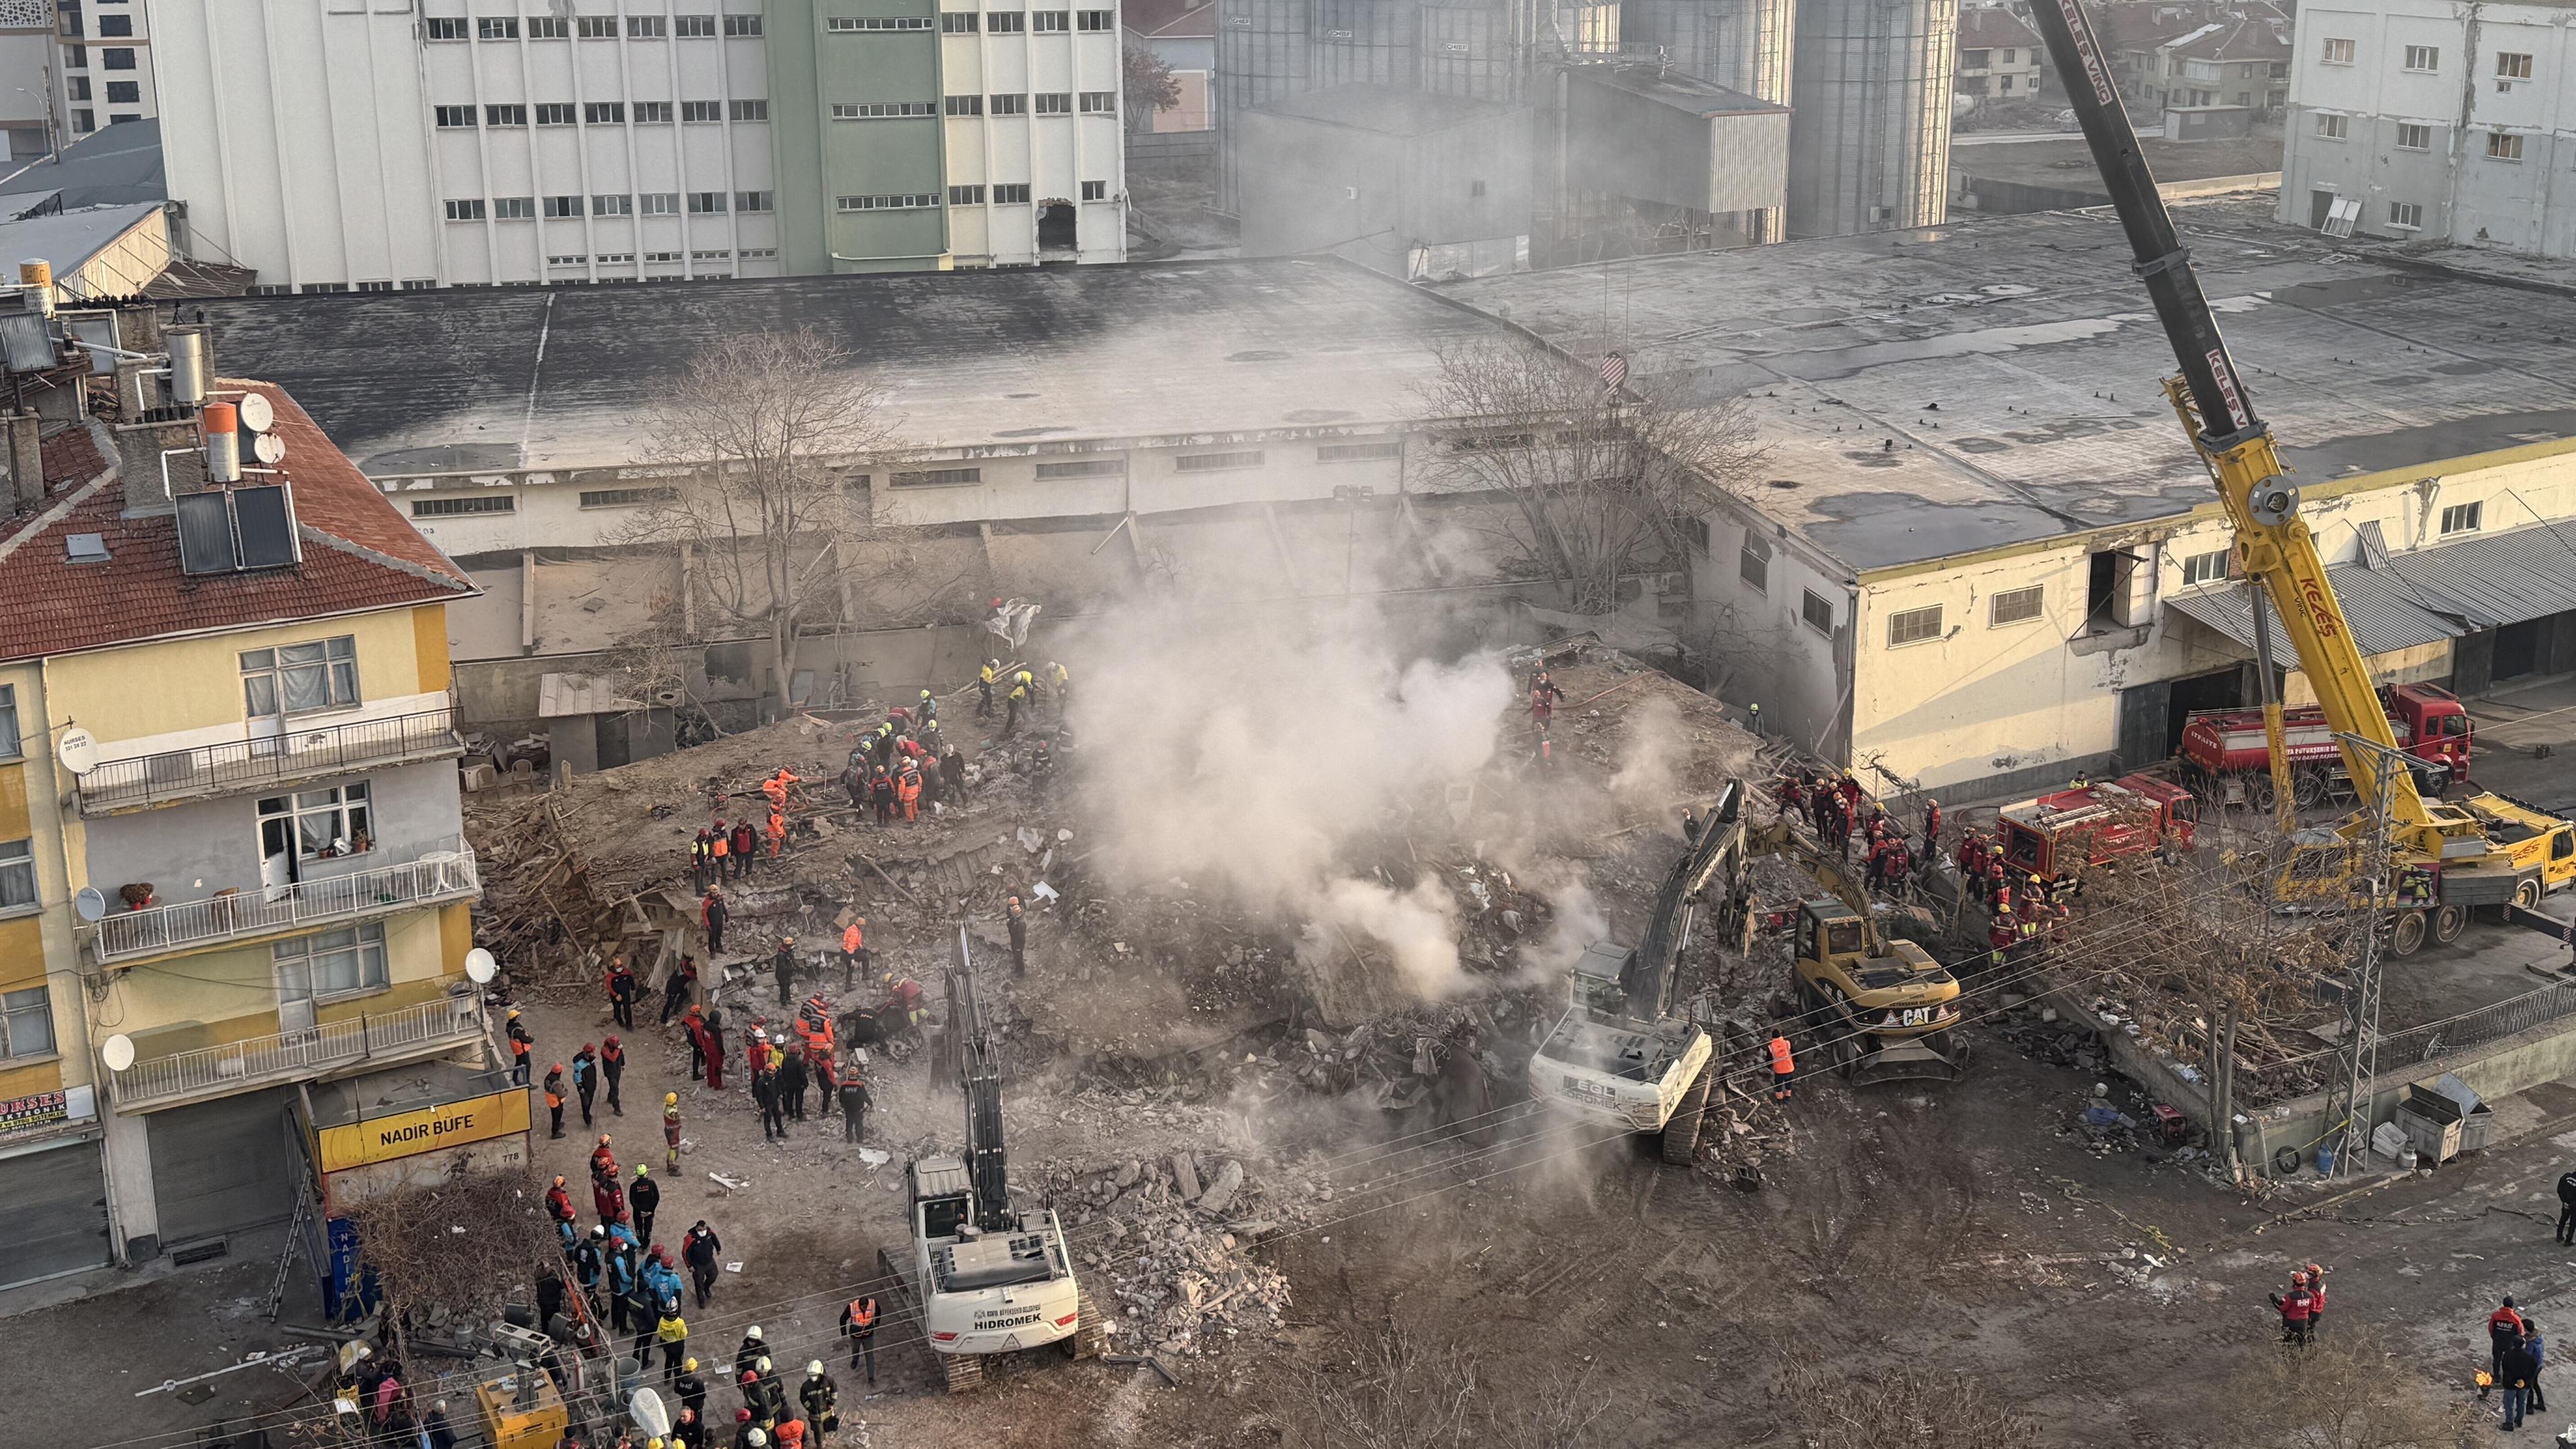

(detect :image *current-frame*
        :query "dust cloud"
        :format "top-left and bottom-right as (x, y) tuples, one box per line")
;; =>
(1065, 606), (1515, 1002)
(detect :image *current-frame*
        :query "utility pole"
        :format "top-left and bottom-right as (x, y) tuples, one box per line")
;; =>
(2320, 737), (2403, 1177)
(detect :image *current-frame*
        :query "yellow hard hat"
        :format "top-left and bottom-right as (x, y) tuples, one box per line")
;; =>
(665, 1092), (679, 1106)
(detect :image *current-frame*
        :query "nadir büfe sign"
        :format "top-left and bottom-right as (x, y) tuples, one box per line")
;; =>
(315, 1089), (532, 1173)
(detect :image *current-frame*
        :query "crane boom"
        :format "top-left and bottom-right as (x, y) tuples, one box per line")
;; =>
(2022, 0), (2496, 864)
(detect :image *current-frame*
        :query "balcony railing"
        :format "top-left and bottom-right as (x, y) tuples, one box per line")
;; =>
(91, 841), (481, 965)
(77, 707), (466, 815)
(111, 994), (487, 1112)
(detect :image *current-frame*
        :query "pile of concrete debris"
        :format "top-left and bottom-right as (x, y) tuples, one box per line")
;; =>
(1042, 1151), (1295, 1358)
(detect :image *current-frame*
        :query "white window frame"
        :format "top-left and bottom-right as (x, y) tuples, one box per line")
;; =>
(0, 983), (54, 1060)
(1989, 584), (2046, 626)
(241, 636), (360, 718)
(2440, 500), (2483, 535)
(258, 782), (375, 861)
(1886, 604), (1944, 647)
(274, 922), (390, 1005)
(2402, 44), (2438, 71)
(0, 837), (34, 912)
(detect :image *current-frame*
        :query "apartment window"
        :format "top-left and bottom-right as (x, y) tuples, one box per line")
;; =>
(433, 105), (475, 128)
(1034, 92), (1072, 114)
(640, 192), (680, 215)
(1079, 91), (1115, 113)
(412, 492), (516, 518)
(2314, 112), (2347, 140)
(682, 100), (723, 122)
(426, 17), (466, 39)
(476, 16), (519, 39)
(645, 250), (684, 262)
(2178, 548), (2231, 586)
(1081, 180), (1106, 200)
(989, 92), (1027, 115)
(547, 254), (589, 266)
(725, 13), (764, 34)
(634, 101), (674, 123)
(72, 109), (93, 132)
(740, 248), (777, 259)
(1886, 604), (1943, 647)
(0, 985), (51, 1058)
(836, 193), (940, 210)
(1176, 450), (1262, 472)
(1737, 536), (1768, 592)
(105, 80), (138, 102)
(274, 924), (390, 1003)
(1318, 441), (1400, 463)
(580, 486), (680, 508)
(243, 637), (360, 718)
(1980, 584), (2043, 627)
(2389, 200), (2424, 228)
(1036, 457), (1128, 478)
(2498, 52), (2532, 80)
(676, 13), (718, 36)
(629, 13), (667, 36)
(2488, 131), (2524, 162)
(101, 48), (133, 68)
(0, 833), (32, 912)
(892, 466), (983, 486)
(690, 250), (731, 260)
(943, 11), (979, 29)
(949, 184), (985, 203)
(2441, 500), (2483, 535)
(66, 78), (88, 101)
(737, 190), (775, 213)
(259, 784), (376, 863)
(528, 15), (570, 38)
(993, 182), (1031, 203)
(0, 683), (17, 759)
(493, 196), (537, 219)
(688, 191), (728, 214)
(1801, 589), (1833, 635)
(835, 101), (936, 118)
(2396, 122), (2431, 150)
(1033, 9), (1069, 28)
(303, 282), (351, 294)
(486, 103), (529, 126)
(402, 278), (439, 289)
(2320, 37), (2353, 64)
(445, 198), (488, 221)
(585, 101), (626, 123)
(578, 15), (617, 36)
(594, 193), (633, 215)
(64, 47), (87, 69)
(830, 13), (934, 28)
(2402, 44), (2438, 70)
(542, 195), (584, 217)
(1078, 9), (1112, 27)
(988, 11), (1025, 30)
(355, 280), (396, 292)
(731, 99), (769, 121)
(945, 94), (983, 115)
(535, 102), (576, 125)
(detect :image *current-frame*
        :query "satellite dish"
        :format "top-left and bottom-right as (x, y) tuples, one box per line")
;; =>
(237, 392), (274, 433)
(464, 947), (498, 984)
(101, 1033), (135, 1072)
(629, 1389), (670, 1439)
(73, 885), (106, 922)
(253, 431), (286, 465)
(56, 727), (97, 773)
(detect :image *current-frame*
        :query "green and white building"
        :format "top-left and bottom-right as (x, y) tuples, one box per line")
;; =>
(147, 0), (1126, 288)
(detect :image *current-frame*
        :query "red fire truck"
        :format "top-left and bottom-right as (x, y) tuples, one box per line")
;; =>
(2174, 684), (2475, 809)
(1995, 773), (2200, 880)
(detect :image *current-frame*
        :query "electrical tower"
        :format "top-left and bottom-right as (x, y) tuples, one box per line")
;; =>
(2320, 736), (2406, 1177)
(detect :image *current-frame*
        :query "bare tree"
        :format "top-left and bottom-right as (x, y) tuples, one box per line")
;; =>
(2220, 1330), (2479, 1449)
(617, 329), (901, 709)
(1123, 43), (1181, 132)
(1291, 1323), (1603, 1449)
(341, 1166), (559, 1414)
(1419, 337), (1765, 614)
(1774, 1359), (2038, 1449)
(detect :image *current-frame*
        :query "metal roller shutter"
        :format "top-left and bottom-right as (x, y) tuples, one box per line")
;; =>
(0, 1136), (108, 1287)
(147, 1088), (298, 1243)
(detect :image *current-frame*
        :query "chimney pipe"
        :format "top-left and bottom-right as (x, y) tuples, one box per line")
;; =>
(203, 402), (240, 484)
(18, 259), (52, 317)
(4, 413), (42, 511)
(166, 325), (209, 406)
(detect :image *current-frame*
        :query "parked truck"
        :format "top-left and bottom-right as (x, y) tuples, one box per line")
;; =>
(2175, 684), (2475, 810)
(1994, 773), (2200, 881)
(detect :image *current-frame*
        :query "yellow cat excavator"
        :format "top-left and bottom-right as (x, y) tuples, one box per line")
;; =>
(1743, 819), (1968, 1083)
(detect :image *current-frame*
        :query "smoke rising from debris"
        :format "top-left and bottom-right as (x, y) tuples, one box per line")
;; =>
(1067, 607), (1515, 1002)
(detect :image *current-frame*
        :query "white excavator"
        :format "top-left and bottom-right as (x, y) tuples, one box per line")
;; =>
(879, 922), (1102, 1391)
(1527, 780), (1752, 1163)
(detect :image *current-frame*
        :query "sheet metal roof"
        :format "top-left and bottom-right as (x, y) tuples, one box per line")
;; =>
(2163, 520), (2576, 665)
(2166, 569), (2462, 664)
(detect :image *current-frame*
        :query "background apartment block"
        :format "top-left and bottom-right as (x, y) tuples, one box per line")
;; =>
(147, 0), (1124, 290)
(2279, 0), (2576, 257)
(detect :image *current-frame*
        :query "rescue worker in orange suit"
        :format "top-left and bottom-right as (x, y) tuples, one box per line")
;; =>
(2271, 1271), (2316, 1346)
(840, 919), (867, 991)
(507, 1008), (533, 1085)
(544, 1065), (568, 1138)
(709, 819), (732, 880)
(841, 1295), (879, 1383)
(898, 760), (922, 822)
(1766, 1034), (1796, 1102)
(766, 808), (787, 858)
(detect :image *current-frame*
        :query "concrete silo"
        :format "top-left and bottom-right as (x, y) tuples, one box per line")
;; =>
(1218, 0), (1316, 213)
(1784, 0), (1957, 237)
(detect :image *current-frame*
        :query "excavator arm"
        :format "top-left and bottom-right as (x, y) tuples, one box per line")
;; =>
(2023, 0), (2481, 862)
(947, 922), (1013, 1233)
(1746, 816), (1882, 955)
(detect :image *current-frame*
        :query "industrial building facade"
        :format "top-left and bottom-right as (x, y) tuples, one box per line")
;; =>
(146, 0), (1126, 290)
(2277, 0), (2576, 256)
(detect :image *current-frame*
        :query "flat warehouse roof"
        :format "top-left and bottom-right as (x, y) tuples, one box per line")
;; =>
(183, 258), (1511, 478)
(1438, 201), (2576, 572)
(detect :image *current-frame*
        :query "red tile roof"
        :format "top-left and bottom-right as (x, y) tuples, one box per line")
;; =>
(0, 380), (473, 665)
(1959, 7), (2043, 50)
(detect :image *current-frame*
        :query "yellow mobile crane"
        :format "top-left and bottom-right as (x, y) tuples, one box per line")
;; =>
(2024, 0), (2541, 954)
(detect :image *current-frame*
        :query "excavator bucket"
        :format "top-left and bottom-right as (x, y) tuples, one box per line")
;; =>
(1847, 1034), (1969, 1086)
